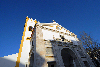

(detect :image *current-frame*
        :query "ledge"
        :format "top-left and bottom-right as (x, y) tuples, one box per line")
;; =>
(45, 54), (54, 57)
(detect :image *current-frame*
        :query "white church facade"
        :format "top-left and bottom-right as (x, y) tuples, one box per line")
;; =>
(0, 16), (95, 67)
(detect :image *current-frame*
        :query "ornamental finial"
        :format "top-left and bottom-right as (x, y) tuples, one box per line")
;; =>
(52, 20), (55, 22)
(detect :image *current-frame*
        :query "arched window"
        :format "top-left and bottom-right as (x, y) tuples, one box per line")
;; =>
(29, 26), (33, 31)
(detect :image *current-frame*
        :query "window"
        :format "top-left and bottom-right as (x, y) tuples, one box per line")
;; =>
(47, 61), (56, 67)
(26, 64), (27, 67)
(29, 26), (33, 31)
(32, 41), (33, 46)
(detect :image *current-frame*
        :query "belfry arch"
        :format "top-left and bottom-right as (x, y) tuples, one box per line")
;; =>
(61, 48), (81, 67)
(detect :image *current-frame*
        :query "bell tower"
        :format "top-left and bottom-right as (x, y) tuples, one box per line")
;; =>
(15, 16), (37, 67)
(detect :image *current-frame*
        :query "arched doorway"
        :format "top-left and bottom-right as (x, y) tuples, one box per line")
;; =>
(61, 48), (80, 67)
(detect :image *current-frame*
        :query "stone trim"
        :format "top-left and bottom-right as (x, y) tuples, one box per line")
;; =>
(35, 24), (78, 39)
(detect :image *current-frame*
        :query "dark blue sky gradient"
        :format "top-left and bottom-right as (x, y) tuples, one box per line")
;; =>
(0, 0), (100, 57)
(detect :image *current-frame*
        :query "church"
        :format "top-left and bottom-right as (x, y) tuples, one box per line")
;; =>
(0, 16), (95, 67)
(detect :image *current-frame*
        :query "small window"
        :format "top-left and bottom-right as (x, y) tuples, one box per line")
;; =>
(29, 26), (33, 31)
(47, 61), (56, 67)
(26, 64), (27, 67)
(32, 41), (33, 46)
(60, 35), (61, 37)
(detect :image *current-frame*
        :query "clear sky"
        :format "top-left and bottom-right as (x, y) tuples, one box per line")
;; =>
(0, 0), (100, 57)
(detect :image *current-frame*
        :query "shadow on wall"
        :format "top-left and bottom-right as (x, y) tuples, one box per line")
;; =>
(0, 57), (24, 67)
(29, 52), (46, 67)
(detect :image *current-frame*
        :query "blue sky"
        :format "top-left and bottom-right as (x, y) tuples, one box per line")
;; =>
(0, 0), (100, 57)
